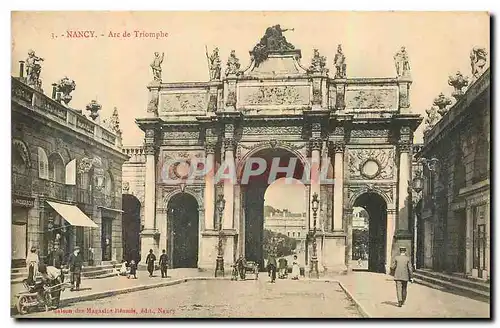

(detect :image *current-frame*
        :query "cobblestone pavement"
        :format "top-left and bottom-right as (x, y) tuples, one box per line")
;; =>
(336, 272), (490, 318)
(22, 278), (362, 318)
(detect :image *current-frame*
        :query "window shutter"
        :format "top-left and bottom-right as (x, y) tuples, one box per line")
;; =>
(37, 147), (48, 179)
(65, 159), (76, 185)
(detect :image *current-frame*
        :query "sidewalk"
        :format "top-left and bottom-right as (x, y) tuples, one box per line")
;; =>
(11, 268), (217, 309)
(336, 272), (490, 318)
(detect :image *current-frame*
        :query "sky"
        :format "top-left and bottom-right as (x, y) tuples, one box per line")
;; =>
(11, 12), (489, 212)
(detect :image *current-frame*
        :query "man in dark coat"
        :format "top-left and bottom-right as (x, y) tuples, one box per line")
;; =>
(67, 246), (84, 291)
(47, 242), (65, 282)
(146, 249), (156, 277)
(390, 247), (413, 307)
(267, 255), (277, 283)
(159, 249), (168, 278)
(235, 255), (247, 280)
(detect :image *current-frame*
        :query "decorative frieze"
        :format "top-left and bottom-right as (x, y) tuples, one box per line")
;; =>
(205, 141), (217, 154)
(242, 125), (302, 135)
(160, 93), (207, 113)
(162, 131), (199, 140)
(76, 116), (94, 134)
(239, 85), (310, 106)
(350, 129), (389, 138)
(309, 138), (322, 151)
(347, 148), (395, 180)
(345, 88), (397, 110)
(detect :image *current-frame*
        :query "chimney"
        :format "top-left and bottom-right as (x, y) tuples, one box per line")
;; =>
(19, 61), (25, 78)
(52, 83), (57, 99)
(56, 92), (62, 103)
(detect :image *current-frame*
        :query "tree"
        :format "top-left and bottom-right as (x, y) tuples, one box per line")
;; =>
(262, 229), (297, 258)
(352, 229), (369, 260)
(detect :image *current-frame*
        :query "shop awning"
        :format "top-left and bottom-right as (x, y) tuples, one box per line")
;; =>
(47, 201), (98, 228)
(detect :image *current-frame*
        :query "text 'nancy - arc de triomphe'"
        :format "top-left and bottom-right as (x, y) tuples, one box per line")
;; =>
(134, 27), (422, 274)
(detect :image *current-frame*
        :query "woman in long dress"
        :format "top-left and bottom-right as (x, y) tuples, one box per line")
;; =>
(26, 246), (39, 284)
(291, 255), (300, 280)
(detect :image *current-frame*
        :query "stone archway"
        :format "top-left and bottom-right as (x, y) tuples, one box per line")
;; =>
(239, 147), (307, 269)
(353, 192), (388, 273)
(122, 194), (141, 263)
(167, 193), (199, 268)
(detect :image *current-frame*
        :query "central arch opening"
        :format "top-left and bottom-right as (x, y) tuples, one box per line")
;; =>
(122, 194), (141, 263)
(241, 148), (306, 270)
(352, 192), (388, 273)
(167, 193), (199, 268)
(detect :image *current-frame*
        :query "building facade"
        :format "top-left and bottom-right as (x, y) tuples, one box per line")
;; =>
(11, 55), (128, 267)
(417, 48), (490, 280)
(128, 27), (422, 274)
(264, 208), (307, 252)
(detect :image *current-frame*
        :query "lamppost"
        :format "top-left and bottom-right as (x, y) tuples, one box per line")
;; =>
(215, 194), (226, 277)
(309, 192), (320, 279)
(418, 157), (439, 204)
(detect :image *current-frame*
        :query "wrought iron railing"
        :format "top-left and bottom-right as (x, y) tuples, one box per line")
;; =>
(33, 178), (75, 202)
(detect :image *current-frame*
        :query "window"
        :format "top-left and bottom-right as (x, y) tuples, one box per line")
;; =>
(297, 232), (300, 238)
(37, 147), (49, 179)
(12, 147), (27, 174)
(48, 153), (65, 183)
(473, 205), (487, 271)
(292, 232), (295, 237)
(473, 135), (489, 183)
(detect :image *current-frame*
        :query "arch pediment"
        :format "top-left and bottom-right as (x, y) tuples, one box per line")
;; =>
(12, 139), (31, 168)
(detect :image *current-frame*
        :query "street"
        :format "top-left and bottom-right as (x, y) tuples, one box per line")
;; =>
(23, 278), (363, 318)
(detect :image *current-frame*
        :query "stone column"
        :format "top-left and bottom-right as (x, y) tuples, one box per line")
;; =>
(386, 209), (397, 274)
(465, 206), (473, 275)
(309, 138), (322, 230)
(140, 129), (157, 261)
(223, 138), (235, 230)
(397, 141), (412, 232)
(344, 208), (353, 272)
(333, 142), (345, 231)
(204, 142), (216, 230)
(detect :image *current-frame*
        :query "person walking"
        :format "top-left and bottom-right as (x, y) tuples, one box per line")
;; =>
(146, 249), (156, 277)
(235, 254), (247, 280)
(159, 249), (168, 278)
(26, 246), (39, 285)
(128, 260), (138, 279)
(267, 254), (277, 283)
(390, 247), (413, 307)
(291, 255), (300, 280)
(67, 246), (84, 291)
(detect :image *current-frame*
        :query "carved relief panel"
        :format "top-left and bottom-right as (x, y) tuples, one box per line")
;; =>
(159, 150), (205, 183)
(345, 88), (398, 110)
(159, 91), (208, 114)
(347, 147), (395, 180)
(238, 83), (310, 108)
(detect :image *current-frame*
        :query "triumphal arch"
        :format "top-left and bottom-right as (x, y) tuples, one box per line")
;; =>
(136, 26), (422, 274)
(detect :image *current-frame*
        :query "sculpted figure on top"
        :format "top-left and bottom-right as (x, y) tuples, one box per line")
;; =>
(225, 50), (241, 77)
(334, 44), (346, 79)
(308, 49), (328, 74)
(206, 47), (221, 80)
(394, 46), (411, 77)
(251, 25), (295, 67)
(25, 50), (44, 88)
(470, 47), (488, 79)
(151, 52), (165, 82)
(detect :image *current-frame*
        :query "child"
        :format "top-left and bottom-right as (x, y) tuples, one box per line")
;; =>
(128, 260), (137, 279)
(118, 260), (128, 276)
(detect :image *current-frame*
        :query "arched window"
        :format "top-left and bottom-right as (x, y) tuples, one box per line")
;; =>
(48, 153), (65, 183)
(37, 147), (49, 179)
(12, 147), (27, 174)
(473, 135), (489, 183)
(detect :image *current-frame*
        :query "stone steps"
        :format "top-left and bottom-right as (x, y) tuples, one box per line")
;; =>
(11, 264), (117, 283)
(413, 269), (490, 303)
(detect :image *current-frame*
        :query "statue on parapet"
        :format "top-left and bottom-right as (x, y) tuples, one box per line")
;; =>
(470, 47), (488, 79)
(334, 44), (346, 78)
(25, 50), (44, 87)
(252, 24), (295, 67)
(206, 47), (221, 80)
(151, 52), (165, 82)
(394, 46), (411, 77)
(225, 50), (241, 77)
(308, 49), (328, 74)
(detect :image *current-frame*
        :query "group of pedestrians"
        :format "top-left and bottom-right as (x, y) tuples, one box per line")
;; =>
(26, 244), (84, 292)
(266, 254), (301, 283)
(144, 249), (169, 278)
